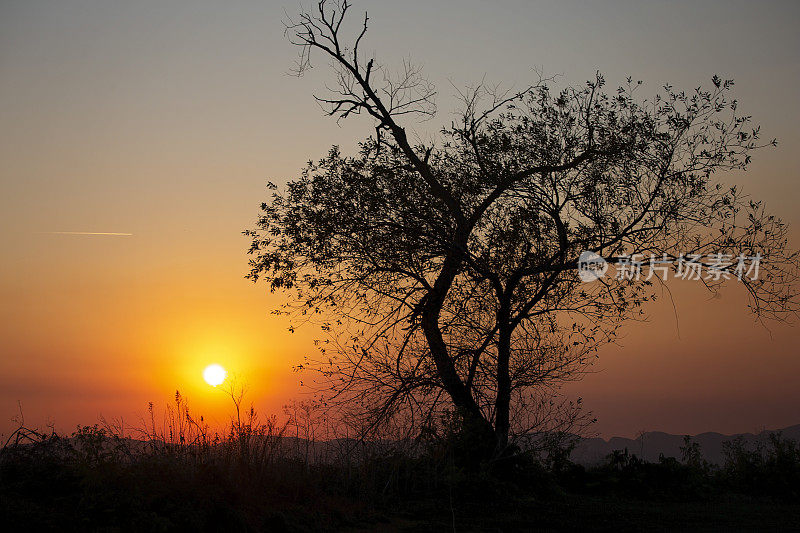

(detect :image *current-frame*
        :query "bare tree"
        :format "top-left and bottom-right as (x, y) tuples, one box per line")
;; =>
(246, 0), (799, 459)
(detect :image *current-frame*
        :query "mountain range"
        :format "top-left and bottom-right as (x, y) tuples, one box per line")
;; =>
(570, 424), (800, 465)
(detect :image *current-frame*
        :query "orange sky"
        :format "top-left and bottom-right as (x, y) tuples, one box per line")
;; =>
(1, 0), (799, 439)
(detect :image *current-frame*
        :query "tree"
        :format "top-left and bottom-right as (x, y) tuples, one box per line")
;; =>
(246, 0), (799, 458)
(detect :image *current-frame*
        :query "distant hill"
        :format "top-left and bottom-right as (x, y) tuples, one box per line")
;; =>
(571, 424), (800, 465)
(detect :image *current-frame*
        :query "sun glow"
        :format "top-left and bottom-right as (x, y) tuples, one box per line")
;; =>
(203, 364), (227, 386)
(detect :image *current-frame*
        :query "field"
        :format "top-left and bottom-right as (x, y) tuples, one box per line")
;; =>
(2, 410), (799, 532)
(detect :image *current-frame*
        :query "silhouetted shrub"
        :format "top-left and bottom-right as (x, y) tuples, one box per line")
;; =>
(722, 432), (800, 500)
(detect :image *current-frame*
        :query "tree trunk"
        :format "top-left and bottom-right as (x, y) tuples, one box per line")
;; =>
(494, 309), (512, 452)
(420, 248), (497, 458)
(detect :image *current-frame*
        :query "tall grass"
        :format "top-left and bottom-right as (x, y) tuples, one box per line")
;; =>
(2, 392), (799, 531)
(0, 388), (467, 530)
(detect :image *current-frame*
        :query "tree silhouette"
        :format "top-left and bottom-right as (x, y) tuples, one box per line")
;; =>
(246, 0), (799, 458)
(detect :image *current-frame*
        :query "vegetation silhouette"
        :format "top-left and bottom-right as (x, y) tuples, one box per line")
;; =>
(246, 0), (800, 466)
(3, 397), (800, 531)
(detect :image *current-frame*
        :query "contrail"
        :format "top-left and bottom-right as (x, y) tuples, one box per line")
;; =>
(41, 231), (133, 236)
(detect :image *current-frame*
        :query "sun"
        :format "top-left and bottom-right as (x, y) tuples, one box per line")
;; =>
(203, 364), (227, 386)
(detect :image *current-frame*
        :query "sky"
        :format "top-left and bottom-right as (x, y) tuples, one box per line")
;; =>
(1, 0), (799, 439)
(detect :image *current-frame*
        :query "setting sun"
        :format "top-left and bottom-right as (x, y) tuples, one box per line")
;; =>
(203, 364), (227, 387)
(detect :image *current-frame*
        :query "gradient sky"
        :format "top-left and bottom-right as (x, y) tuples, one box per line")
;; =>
(1, 0), (799, 439)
